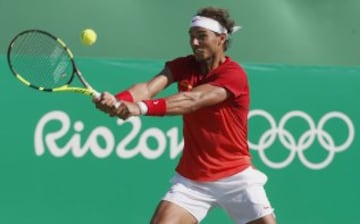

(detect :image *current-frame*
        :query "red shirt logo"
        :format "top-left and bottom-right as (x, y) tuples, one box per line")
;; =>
(179, 80), (193, 91)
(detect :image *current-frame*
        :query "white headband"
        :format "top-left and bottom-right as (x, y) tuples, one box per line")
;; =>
(190, 16), (241, 38)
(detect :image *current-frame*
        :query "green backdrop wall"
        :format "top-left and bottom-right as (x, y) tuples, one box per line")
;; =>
(1, 0), (360, 66)
(1, 56), (359, 223)
(1, 0), (360, 223)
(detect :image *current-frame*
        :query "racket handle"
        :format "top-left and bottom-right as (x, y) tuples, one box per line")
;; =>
(114, 101), (122, 108)
(92, 91), (101, 99)
(92, 90), (121, 108)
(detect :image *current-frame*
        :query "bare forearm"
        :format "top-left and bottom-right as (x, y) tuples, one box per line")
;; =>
(127, 83), (153, 101)
(137, 84), (228, 116)
(165, 92), (202, 115)
(127, 72), (170, 102)
(164, 86), (228, 115)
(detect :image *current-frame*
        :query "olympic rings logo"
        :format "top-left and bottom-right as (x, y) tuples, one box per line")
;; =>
(248, 110), (355, 170)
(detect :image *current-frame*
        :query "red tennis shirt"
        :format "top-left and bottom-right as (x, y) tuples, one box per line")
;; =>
(166, 55), (252, 181)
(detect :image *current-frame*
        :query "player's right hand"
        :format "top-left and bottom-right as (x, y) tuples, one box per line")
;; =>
(93, 91), (118, 114)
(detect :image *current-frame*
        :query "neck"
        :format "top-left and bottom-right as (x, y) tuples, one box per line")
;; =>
(200, 53), (226, 74)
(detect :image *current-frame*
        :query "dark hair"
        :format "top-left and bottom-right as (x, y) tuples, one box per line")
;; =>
(196, 7), (236, 51)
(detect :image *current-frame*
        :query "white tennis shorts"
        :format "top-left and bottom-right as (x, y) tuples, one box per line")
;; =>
(162, 167), (275, 224)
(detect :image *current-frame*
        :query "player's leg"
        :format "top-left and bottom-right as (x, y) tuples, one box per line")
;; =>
(246, 214), (276, 224)
(217, 167), (276, 224)
(150, 200), (198, 224)
(150, 173), (214, 224)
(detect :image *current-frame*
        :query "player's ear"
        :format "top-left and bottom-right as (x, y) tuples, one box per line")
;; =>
(218, 33), (227, 46)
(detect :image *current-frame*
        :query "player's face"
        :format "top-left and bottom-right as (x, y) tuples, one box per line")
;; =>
(189, 27), (225, 61)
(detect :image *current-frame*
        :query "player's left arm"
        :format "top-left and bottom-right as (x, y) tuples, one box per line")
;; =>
(164, 84), (230, 115)
(112, 83), (230, 119)
(113, 66), (245, 119)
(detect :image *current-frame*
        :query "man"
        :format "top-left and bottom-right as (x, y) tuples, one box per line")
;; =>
(93, 6), (276, 224)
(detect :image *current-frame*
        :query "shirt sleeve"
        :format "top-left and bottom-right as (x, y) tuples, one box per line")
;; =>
(165, 56), (194, 82)
(208, 65), (249, 97)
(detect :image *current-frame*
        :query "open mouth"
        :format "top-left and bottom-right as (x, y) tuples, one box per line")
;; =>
(194, 49), (205, 56)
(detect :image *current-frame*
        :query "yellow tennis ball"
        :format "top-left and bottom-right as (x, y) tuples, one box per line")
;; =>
(81, 29), (97, 46)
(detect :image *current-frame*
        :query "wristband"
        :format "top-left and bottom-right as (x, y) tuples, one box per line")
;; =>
(136, 101), (148, 115)
(115, 90), (134, 102)
(142, 98), (167, 116)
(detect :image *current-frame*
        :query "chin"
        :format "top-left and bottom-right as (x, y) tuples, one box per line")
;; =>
(194, 56), (203, 62)
(193, 53), (207, 62)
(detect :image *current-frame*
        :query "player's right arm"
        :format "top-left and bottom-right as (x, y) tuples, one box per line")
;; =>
(93, 66), (174, 114)
(127, 66), (174, 101)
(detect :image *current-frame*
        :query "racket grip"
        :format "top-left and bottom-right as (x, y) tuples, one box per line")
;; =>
(92, 91), (121, 108)
(92, 91), (101, 100)
(114, 101), (122, 108)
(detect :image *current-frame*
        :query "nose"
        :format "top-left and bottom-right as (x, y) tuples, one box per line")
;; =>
(191, 38), (199, 46)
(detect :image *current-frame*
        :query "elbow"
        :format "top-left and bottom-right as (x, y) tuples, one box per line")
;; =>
(132, 83), (152, 100)
(180, 93), (202, 113)
(187, 103), (201, 113)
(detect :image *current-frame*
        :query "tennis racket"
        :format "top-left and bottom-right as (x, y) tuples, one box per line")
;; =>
(7, 29), (100, 98)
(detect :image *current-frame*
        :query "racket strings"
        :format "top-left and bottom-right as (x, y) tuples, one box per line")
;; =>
(9, 32), (74, 89)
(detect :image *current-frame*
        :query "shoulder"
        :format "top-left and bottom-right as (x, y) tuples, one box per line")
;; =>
(166, 55), (196, 66)
(215, 57), (247, 81)
(222, 57), (246, 73)
(165, 55), (197, 81)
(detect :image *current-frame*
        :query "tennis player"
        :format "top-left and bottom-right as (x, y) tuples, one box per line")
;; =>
(93, 6), (276, 224)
